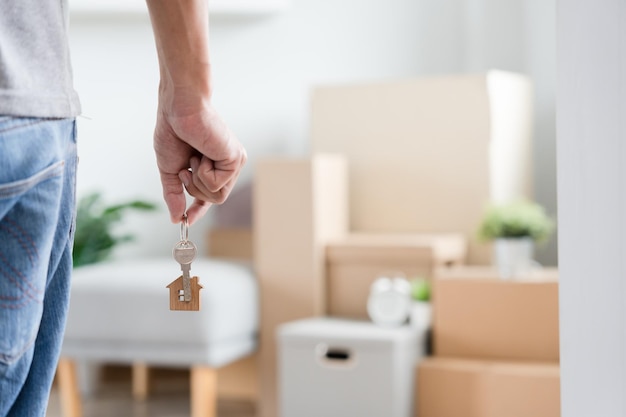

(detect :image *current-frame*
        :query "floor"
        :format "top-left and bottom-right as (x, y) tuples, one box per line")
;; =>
(46, 366), (256, 417)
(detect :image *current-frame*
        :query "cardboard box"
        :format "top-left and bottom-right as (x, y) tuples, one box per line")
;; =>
(417, 358), (560, 417)
(311, 71), (533, 264)
(434, 266), (559, 281)
(206, 228), (254, 261)
(417, 358), (485, 417)
(254, 155), (349, 417)
(433, 267), (559, 361)
(326, 233), (466, 318)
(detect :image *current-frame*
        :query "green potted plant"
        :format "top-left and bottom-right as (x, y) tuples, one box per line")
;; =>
(478, 200), (554, 279)
(73, 192), (157, 268)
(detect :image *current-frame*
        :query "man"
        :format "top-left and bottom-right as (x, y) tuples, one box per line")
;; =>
(0, 0), (246, 415)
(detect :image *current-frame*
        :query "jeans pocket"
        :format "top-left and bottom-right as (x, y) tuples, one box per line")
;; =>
(0, 160), (65, 200)
(0, 162), (66, 365)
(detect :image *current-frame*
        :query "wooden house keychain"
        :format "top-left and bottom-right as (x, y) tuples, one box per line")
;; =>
(167, 214), (203, 311)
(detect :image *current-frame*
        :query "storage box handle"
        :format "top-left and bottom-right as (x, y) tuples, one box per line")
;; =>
(325, 348), (350, 361)
(316, 343), (355, 367)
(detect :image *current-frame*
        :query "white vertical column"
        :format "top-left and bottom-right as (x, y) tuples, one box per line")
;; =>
(558, 1), (626, 416)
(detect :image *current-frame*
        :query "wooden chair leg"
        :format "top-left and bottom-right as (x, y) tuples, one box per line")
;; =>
(132, 362), (150, 401)
(191, 366), (217, 417)
(56, 358), (83, 417)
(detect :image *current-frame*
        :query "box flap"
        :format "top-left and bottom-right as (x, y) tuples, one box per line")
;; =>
(326, 233), (467, 263)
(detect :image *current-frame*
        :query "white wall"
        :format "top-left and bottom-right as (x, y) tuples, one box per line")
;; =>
(461, 0), (557, 265)
(69, 0), (557, 263)
(558, 1), (626, 415)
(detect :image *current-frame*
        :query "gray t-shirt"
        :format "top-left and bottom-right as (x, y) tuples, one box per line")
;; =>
(0, 0), (81, 118)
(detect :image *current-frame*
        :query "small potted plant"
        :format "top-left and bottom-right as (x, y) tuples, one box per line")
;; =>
(478, 200), (554, 279)
(73, 192), (157, 268)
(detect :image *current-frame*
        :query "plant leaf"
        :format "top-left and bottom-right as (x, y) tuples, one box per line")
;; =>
(72, 192), (158, 268)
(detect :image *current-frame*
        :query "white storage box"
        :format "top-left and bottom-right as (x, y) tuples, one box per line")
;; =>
(278, 318), (417, 417)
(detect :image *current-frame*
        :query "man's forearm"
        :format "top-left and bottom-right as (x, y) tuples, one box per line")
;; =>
(148, 0), (245, 224)
(146, 0), (212, 98)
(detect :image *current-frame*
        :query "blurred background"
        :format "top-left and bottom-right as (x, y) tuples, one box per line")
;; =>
(69, 0), (557, 266)
(52, 1), (561, 416)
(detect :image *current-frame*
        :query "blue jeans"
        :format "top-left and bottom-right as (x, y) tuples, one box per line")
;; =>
(0, 117), (77, 416)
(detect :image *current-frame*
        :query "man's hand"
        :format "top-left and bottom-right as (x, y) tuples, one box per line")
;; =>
(154, 92), (246, 225)
(146, 0), (246, 225)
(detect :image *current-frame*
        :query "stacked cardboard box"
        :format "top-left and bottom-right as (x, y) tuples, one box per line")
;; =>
(311, 72), (533, 265)
(254, 158), (467, 417)
(417, 267), (560, 417)
(255, 155), (349, 417)
(326, 233), (467, 319)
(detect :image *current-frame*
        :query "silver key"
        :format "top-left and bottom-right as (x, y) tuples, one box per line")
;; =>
(173, 240), (197, 302)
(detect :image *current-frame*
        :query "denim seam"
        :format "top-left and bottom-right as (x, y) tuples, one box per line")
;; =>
(0, 219), (37, 264)
(0, 160), (65, 199)
(0, 297), (38, 308)
(0, 119), (47, 134)
(0, 332), (38, 366)
(0, 252), (44, 304)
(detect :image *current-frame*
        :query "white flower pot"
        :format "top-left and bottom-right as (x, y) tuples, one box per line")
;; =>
(494, 237), (534, 279)
(410, 300), (432, 331)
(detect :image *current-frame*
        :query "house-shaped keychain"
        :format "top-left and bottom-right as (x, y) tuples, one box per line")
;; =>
(167, 276), (203, 311)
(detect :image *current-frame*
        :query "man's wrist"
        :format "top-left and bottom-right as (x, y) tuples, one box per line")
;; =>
(159, 64), (212, 98)
(158, 81), (213, 120)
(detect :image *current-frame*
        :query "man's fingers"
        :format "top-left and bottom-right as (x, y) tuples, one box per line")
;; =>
(186, 199), (212, 225)
(190, 154), (242, 194)
(186, 158), (227, 204)
(160, 172), (187, 223)
(181, 167), (225, 204)
(174, 169), (213, 224)
(179, 163), (239, 205)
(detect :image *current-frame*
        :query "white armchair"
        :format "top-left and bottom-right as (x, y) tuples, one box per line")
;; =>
(57, 257), (258, 417)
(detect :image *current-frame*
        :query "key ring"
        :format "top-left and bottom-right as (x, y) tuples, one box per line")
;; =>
(180, 213), (189, 242)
